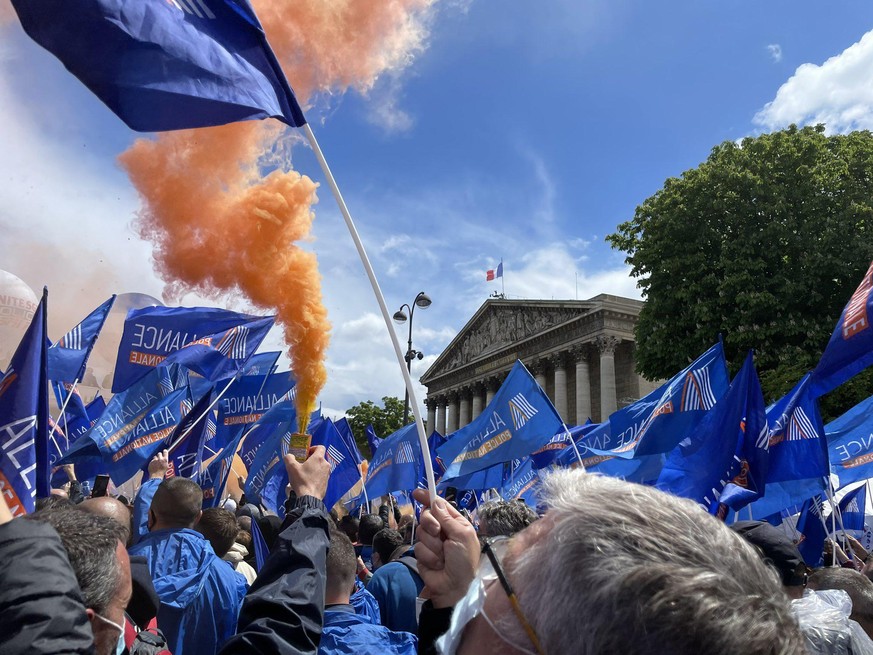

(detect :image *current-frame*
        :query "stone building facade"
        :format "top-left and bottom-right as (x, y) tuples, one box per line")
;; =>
(420, 295), (658, 434)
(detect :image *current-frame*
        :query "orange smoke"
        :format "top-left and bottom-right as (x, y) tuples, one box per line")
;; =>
(119, 1), (436, 432)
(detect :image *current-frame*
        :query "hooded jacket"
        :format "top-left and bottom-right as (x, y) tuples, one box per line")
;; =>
(129, 527), (247, 655)
(223, 541), (258, 586)
(318, 605), (417, 655)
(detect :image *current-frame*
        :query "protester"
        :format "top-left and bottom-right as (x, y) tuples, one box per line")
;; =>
(28, 508), (133, 655)
(197, 507), (243, 559)
(223, 528), (259, 586)
(809, 567), (873, 639)
(413, 470), (806, 654)
(339, 514), (360, 543)
(367, 528), (424, 634)
(731, 520), (811, 599)
(318, 528), (417, 655)
(130, 453), (247, 655)
(476, 500), (538, 539)
(357, 514), (384, 571)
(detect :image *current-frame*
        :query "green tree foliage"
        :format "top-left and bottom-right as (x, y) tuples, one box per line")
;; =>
(345, 396), (406, 457)
(607, 125), (873, 420)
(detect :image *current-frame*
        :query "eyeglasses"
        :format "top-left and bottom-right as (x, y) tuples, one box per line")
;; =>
(480, 537), (545, 655)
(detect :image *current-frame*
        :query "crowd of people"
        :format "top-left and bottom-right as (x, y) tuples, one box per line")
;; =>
(4, 446), (873, 654)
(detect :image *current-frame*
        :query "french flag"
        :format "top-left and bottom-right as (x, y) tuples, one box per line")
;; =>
(486, 261), (503, 281)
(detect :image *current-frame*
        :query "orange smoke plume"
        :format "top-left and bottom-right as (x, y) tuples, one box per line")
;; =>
(120, 1), (436, 432)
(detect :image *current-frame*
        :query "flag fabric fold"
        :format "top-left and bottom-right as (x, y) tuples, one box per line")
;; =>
(47, 295), (115, 383)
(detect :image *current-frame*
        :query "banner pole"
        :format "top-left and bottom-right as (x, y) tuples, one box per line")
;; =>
(168, 375), (237, 453)
(302, 123), (437, 503)
(51, 378), (80, 444)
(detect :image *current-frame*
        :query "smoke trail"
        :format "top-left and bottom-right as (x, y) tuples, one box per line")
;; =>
(120, 1), (436, 432)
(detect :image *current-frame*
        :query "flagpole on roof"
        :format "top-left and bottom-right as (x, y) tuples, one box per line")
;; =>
(301, 123), (437, 503)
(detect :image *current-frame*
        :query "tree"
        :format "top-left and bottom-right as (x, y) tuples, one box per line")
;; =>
(607, 125), (873, 420)
(345, 396), (406, 457)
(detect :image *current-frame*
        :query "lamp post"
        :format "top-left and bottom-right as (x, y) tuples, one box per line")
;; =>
(393, 291), (432, 425)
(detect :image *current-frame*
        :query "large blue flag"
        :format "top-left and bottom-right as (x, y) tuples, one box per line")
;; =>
(364, 424), (423, 499)
(365, 424), (382, 460)
(243, 406), (299, 504)
(50, 395), (107, 488)
(826, 393), (873, 488)
(811, 261), (873, 397)
(796, 496), (828, 568)
(746, 374), (829, 519)
(0, 289), (49, 515)
(437, 459), (505, 493)
(112, 306), (273, 392)
(586, 342), (730, 460)
(533, 422), (596, 470)
(165, 388), (215, 480)
(47, 295), (115, 383)
(232, 351), (281, 379)
(437, 360), (564, 481)
(11, 0), (306, 132)
(657, 352), (770, 515)
(838, 485), (867, 533)
(334, 418), (363, 466)
(214, 370), (295, 452)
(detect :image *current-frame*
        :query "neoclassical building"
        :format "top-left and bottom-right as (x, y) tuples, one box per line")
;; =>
(420, 295), (658, 434)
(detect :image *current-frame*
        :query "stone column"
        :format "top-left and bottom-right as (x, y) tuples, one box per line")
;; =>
(426, 399), (437, 435)
(436, 397), (447, 435)
(530, 359), (548, 392)
(572, 345), (592, 424)
(458, 389), (471, 429)
(551, 353), (568, 422)
(485, 376), (499, 406)
(471, 382), (485, 420)
(596, 335), (620, 421)
(446, 392), (459, 434)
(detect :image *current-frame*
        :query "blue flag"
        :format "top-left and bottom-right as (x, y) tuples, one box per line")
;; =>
(165, 388), (215, 480)
(657, 352), (770, 515)
(50, 395), (107, 488)
(250, 514), (269, 573)
(11, 0), (306, 132)
(587, 342), (730, 460)
(437, 360), (564, 482)
(796, 496), (828, 568)
(826, 392), (873, 488)
(535, 422), (597, 470)
(232, 351), (281, 378)
(437, 460), (504, 493)
(811, 261), (873, 397)
(112, 306), (273, 392)
(838, 486), (867, 533)
(366, 424), (383, 460)
(364, 424), (423, 498)
(315, 420), (364, 510)
(47, 295), (115, 383)
(214, 370), (295, 452)
(334, 418), (363, 466)
(0, 289), (49, 515)
(200, 427), (245, 509)
(746, 374), (829, 520)
(243, 406), (298, 504)
(501, 458), (540, 506)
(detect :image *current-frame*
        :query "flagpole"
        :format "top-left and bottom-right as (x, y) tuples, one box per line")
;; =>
(168, 375), (237, 453)
(564, 423), (586, 470)
(501, 259), (505, 297)
(302, 123), (437, 503)
(51, 379), (80, 445)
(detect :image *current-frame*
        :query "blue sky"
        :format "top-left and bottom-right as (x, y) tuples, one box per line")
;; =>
(2, 0), (873, 418)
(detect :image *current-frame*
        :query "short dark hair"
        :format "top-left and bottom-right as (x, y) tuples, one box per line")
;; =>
(196, 508), (239, 557)
(28, 508), (125, 613)
(151, 477), (203, 528)
(372, 528), (405, 565)
(35, 495), (73, 512)
(358, 514), (384, 546)
(326, 529), (357, 598)
(338, 514), (359, 542)
(478, 500), (538, 538)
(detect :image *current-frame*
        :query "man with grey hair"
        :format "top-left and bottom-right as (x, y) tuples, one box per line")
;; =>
(413, 470), (805, 654)
(476, 500), (538, 539)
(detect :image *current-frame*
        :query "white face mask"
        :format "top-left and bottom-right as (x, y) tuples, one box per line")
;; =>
(93, 611), (126, 655)
(436, 578), (486, 655)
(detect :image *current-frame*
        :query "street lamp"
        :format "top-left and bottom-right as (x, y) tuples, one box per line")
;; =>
(394, 291), (432, 425)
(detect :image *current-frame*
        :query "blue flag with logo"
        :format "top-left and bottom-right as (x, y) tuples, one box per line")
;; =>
(796, 496), (828, 567)
(236, 399), (301, 473)
(113, 306), (273, 392)
(657, 352), (770, 515)
(746, 374), (829, 519)
(243, 406), (298, 504)
(50, 395), (107, 488)
(0, 289), (49, 515)
(364, 424), (423, 498)
(232, 351), (281, 379)
(334, 418), (363, 466)
(586, 342), (730, 460)
(366, 424), (382, 460)
(811, 261), (873, 397)
(214, 370), (295, 452)
(437, 459), (504, 493)
(200, 427), (245, 508)
(47, 295), (115, 383)
(826, 392), (873, 488)
(535, 422), (597, 470)
(165, 388), (215, 480)
(501, 458), (540, 506)
(11, 0), (306, 132)
(437, 360), (564, 482)
(838, 485), (867, 533)
(315, 420), (364, 510)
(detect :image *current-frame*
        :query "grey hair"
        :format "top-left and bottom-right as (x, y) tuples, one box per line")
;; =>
(502, 470), (805, 655)
(477, 500), (538, 538)
(29, 508), (124, 613)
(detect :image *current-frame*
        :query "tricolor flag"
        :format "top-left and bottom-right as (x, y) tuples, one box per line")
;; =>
(486, 261), (503, 282)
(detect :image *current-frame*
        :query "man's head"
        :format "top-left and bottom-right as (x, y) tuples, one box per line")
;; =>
(358, 514), (384, 546)
(456, 470), (805, 655)
(148, 477), (203, 530)
(731, 520), (810, 599)
(29, 508), (132, 655)
(477, 500), (538, 539)
(80, 496), (133, 546)
(809, 567), (873, 638)
(325, 528), (357, 605)
(372, 528), (405, 570)
(338, 514), (359, 543)
(195, 508), (239, 558)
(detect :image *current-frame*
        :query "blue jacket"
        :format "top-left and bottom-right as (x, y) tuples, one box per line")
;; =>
(350, 579), (380, 625)
(129, 528), (247, 655)
(366, 556), (424, 635)
(318, 606), (417, 655)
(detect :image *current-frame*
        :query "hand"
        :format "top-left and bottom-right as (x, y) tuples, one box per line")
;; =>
(238, 475), (246, 489)
(356, 556), (367, 574)
(62, 463), (77, 482)
(412, 488), (481, 609)
(847, 535), (869, 561)
(284, 445), (330, 500)
(148, 450), (169, 479)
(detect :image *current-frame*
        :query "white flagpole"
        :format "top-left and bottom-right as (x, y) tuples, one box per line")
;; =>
(51, 378), (80, 445)
(563, 423), (586, 470)
(168, 375), (238, 453)
(302, 123), (437, 503)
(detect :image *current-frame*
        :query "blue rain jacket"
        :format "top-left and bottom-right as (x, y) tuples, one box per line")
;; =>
(318, 606), (417, 655)
(351, 579), (380, 624)
(366, 557), (424, 635)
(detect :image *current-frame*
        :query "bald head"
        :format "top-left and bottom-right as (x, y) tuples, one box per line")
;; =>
(149, 477), (203, 530)
(80, 497), (132, 545)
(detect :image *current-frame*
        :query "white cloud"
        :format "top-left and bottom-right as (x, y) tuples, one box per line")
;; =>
(755, 30), (873, 133)
(766, 44), (782, 63)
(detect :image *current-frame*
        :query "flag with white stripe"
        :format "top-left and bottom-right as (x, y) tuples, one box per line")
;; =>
(48, 296), (115, 383)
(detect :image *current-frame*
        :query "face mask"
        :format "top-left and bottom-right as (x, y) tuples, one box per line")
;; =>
(436, 578), (486, 655)
(93, 612), (126, 655)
